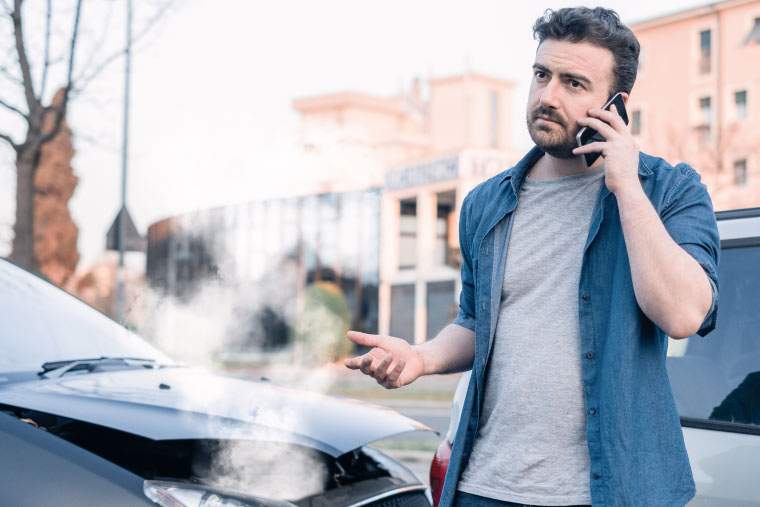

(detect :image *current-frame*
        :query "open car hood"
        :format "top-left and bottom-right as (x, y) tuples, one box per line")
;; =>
(0, 367), (433, 457)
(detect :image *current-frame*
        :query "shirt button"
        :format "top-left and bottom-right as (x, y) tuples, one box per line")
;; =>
(592, 473), (601, 480)
(585, 351), (595, 360)
(588, 407), (597, 416)
(581, 292), (590, 301)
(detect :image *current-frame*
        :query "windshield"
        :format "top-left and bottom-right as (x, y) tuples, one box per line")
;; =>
(0, 260), (172, 374)
(667, 241), (760, 428)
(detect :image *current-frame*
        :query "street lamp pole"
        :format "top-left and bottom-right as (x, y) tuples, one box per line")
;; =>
(116, 0), (133, 323)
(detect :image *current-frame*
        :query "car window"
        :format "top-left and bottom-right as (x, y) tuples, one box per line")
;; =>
(0, 261), (171, 373)
(667, 241), (760, 428)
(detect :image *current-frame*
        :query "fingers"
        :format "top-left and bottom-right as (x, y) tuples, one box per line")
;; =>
(359, 354), (374, 375)
(344, 349), (403, 389)
(346, 349), (389, 377)
(373, 354), (393, 382)
(577, 115), (616, 140)
(343, 353), (366, 369)
(382, 359), (406, 388)
(344, 348), (380, 370)
(572, 141), (606, 156)
(346, 330), (382, 348)
(588, 106), (627, 133)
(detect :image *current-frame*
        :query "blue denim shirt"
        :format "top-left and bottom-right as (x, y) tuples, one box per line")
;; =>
(442, 146), (720, 507)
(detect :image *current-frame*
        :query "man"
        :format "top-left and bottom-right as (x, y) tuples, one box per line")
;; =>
(345, 7), (719, 507)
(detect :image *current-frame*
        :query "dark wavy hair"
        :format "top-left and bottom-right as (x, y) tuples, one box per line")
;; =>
(532, 7), (640, 95)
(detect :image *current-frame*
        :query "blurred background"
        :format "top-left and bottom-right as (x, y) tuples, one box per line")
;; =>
(1, 0), (759, 483)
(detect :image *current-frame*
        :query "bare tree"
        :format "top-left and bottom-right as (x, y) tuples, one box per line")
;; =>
(659, 119), (760, 209)
(0, 0), (82, 273)
(0, 0), (173, 274)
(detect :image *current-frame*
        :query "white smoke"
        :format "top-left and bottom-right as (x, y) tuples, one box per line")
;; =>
(130, 280), (234, 367)
(113, 114), (405, 501)
(125, 274), (348, 501)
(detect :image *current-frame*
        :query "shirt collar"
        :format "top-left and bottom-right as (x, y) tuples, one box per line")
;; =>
(500, 145), (654, 189)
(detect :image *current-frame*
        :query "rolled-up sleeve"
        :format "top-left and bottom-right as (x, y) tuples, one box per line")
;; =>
(660, 164), (720, 337)
(453, 194), (477, 332)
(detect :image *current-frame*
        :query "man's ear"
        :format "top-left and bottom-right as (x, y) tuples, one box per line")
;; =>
(620, 92), (630, 105)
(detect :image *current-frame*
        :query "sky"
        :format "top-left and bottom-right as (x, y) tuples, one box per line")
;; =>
(0, 0), (715, 267)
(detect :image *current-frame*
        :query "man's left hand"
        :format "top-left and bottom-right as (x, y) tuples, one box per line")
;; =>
(572, 104), (641, 196)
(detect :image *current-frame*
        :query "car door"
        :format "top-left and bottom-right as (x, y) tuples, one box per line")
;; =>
(666, 208), (760, 506)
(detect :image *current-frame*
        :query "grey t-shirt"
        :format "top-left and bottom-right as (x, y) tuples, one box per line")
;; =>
(457, 167), (605, 505)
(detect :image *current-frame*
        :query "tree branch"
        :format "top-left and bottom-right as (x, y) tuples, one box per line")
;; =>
(11, 0), (38, 112)
(72, 0), (114, 83)
(0, 97), (26, 117)
(38, 0), (81, 146)
(71, 0), (175, 98)
(38, 0), (51, 101)
(0, 131), (19, 150)
(0, 63), (24, 86)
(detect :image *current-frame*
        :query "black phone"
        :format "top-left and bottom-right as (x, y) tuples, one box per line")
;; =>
(575, 92), (629, 167)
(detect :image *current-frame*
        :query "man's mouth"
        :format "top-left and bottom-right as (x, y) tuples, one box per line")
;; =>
(535, 115), (562, 125)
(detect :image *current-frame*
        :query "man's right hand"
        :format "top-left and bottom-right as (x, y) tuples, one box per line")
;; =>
(344, 330), (425, 389)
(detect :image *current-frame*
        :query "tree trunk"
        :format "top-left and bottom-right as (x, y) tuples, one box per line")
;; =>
(10, 146), (40, 274)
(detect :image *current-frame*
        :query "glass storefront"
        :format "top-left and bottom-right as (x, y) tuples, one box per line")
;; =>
(390, 283), (416, 343)
(146, 189), (381, 351)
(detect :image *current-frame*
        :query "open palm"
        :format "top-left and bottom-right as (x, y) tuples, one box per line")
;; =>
(344, 331), (425, 389)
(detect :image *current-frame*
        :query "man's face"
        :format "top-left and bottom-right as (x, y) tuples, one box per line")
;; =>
(526, 39), (616, 159)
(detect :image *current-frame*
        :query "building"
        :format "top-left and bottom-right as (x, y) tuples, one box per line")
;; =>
(146, 72), (520, 349)
(146, 2), (760, 350)
(629, 0), (760, 210)
(295, 73), (520, 344)
(379, 148), (517, 344)
(146, 189), (382, 349)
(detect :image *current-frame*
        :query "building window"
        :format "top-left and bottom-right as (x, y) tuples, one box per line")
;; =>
(734, 159), (748, 186)
(631, 110), (642, 135)
(390, 283), (415, 343)
(698, 96), (712, 143)
(489, 90), (500, 148)
(700, 96), (712, 124)
(426, 280), (456, 340)
(435, 191), (457, 268)
(699, 29), (711, 74)
(399, 198), (417, 270)
(745, 17), (760, 45)
(735, 90), (748, 120)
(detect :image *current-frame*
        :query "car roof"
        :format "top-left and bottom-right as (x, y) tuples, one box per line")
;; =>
(716, 207), (760, 243)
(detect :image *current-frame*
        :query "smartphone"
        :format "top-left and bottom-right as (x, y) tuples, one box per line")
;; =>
(575, 92), (629, 167)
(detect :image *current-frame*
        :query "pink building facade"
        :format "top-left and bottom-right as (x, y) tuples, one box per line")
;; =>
(293, 73), (520, 343)
(629, 0), (760, 210)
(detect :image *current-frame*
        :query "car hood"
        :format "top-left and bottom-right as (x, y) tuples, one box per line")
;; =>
(0, 367), (433, 457)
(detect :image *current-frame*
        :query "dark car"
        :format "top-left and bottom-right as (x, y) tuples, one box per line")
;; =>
(430, 207), (760, 506)
(0, 258), (433, 506)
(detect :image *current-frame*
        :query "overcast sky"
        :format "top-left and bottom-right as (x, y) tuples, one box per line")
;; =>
(0, 0), (713, 267)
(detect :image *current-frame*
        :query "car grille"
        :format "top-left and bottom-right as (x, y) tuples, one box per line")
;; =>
(364, 491), (430, 507)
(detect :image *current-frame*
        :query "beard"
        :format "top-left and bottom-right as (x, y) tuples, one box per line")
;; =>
(526, 106), (578, 159)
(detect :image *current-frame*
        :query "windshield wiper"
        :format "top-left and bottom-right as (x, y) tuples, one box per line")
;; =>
(38, 357), (161, 378)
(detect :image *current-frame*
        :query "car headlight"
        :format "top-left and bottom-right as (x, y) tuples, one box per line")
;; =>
(144, 480), (293, 507)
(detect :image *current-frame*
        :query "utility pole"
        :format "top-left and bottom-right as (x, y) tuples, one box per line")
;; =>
(116, 0), (133, 323)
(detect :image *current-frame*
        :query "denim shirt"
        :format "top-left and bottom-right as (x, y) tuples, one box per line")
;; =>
(442, 146), (720, 507)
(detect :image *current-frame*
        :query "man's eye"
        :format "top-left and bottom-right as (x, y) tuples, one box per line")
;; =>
(535, 71), (546, 79)
(570, 80), (582, 88)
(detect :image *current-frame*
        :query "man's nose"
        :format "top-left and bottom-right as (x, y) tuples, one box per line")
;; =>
(539, 79), (561, 109)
